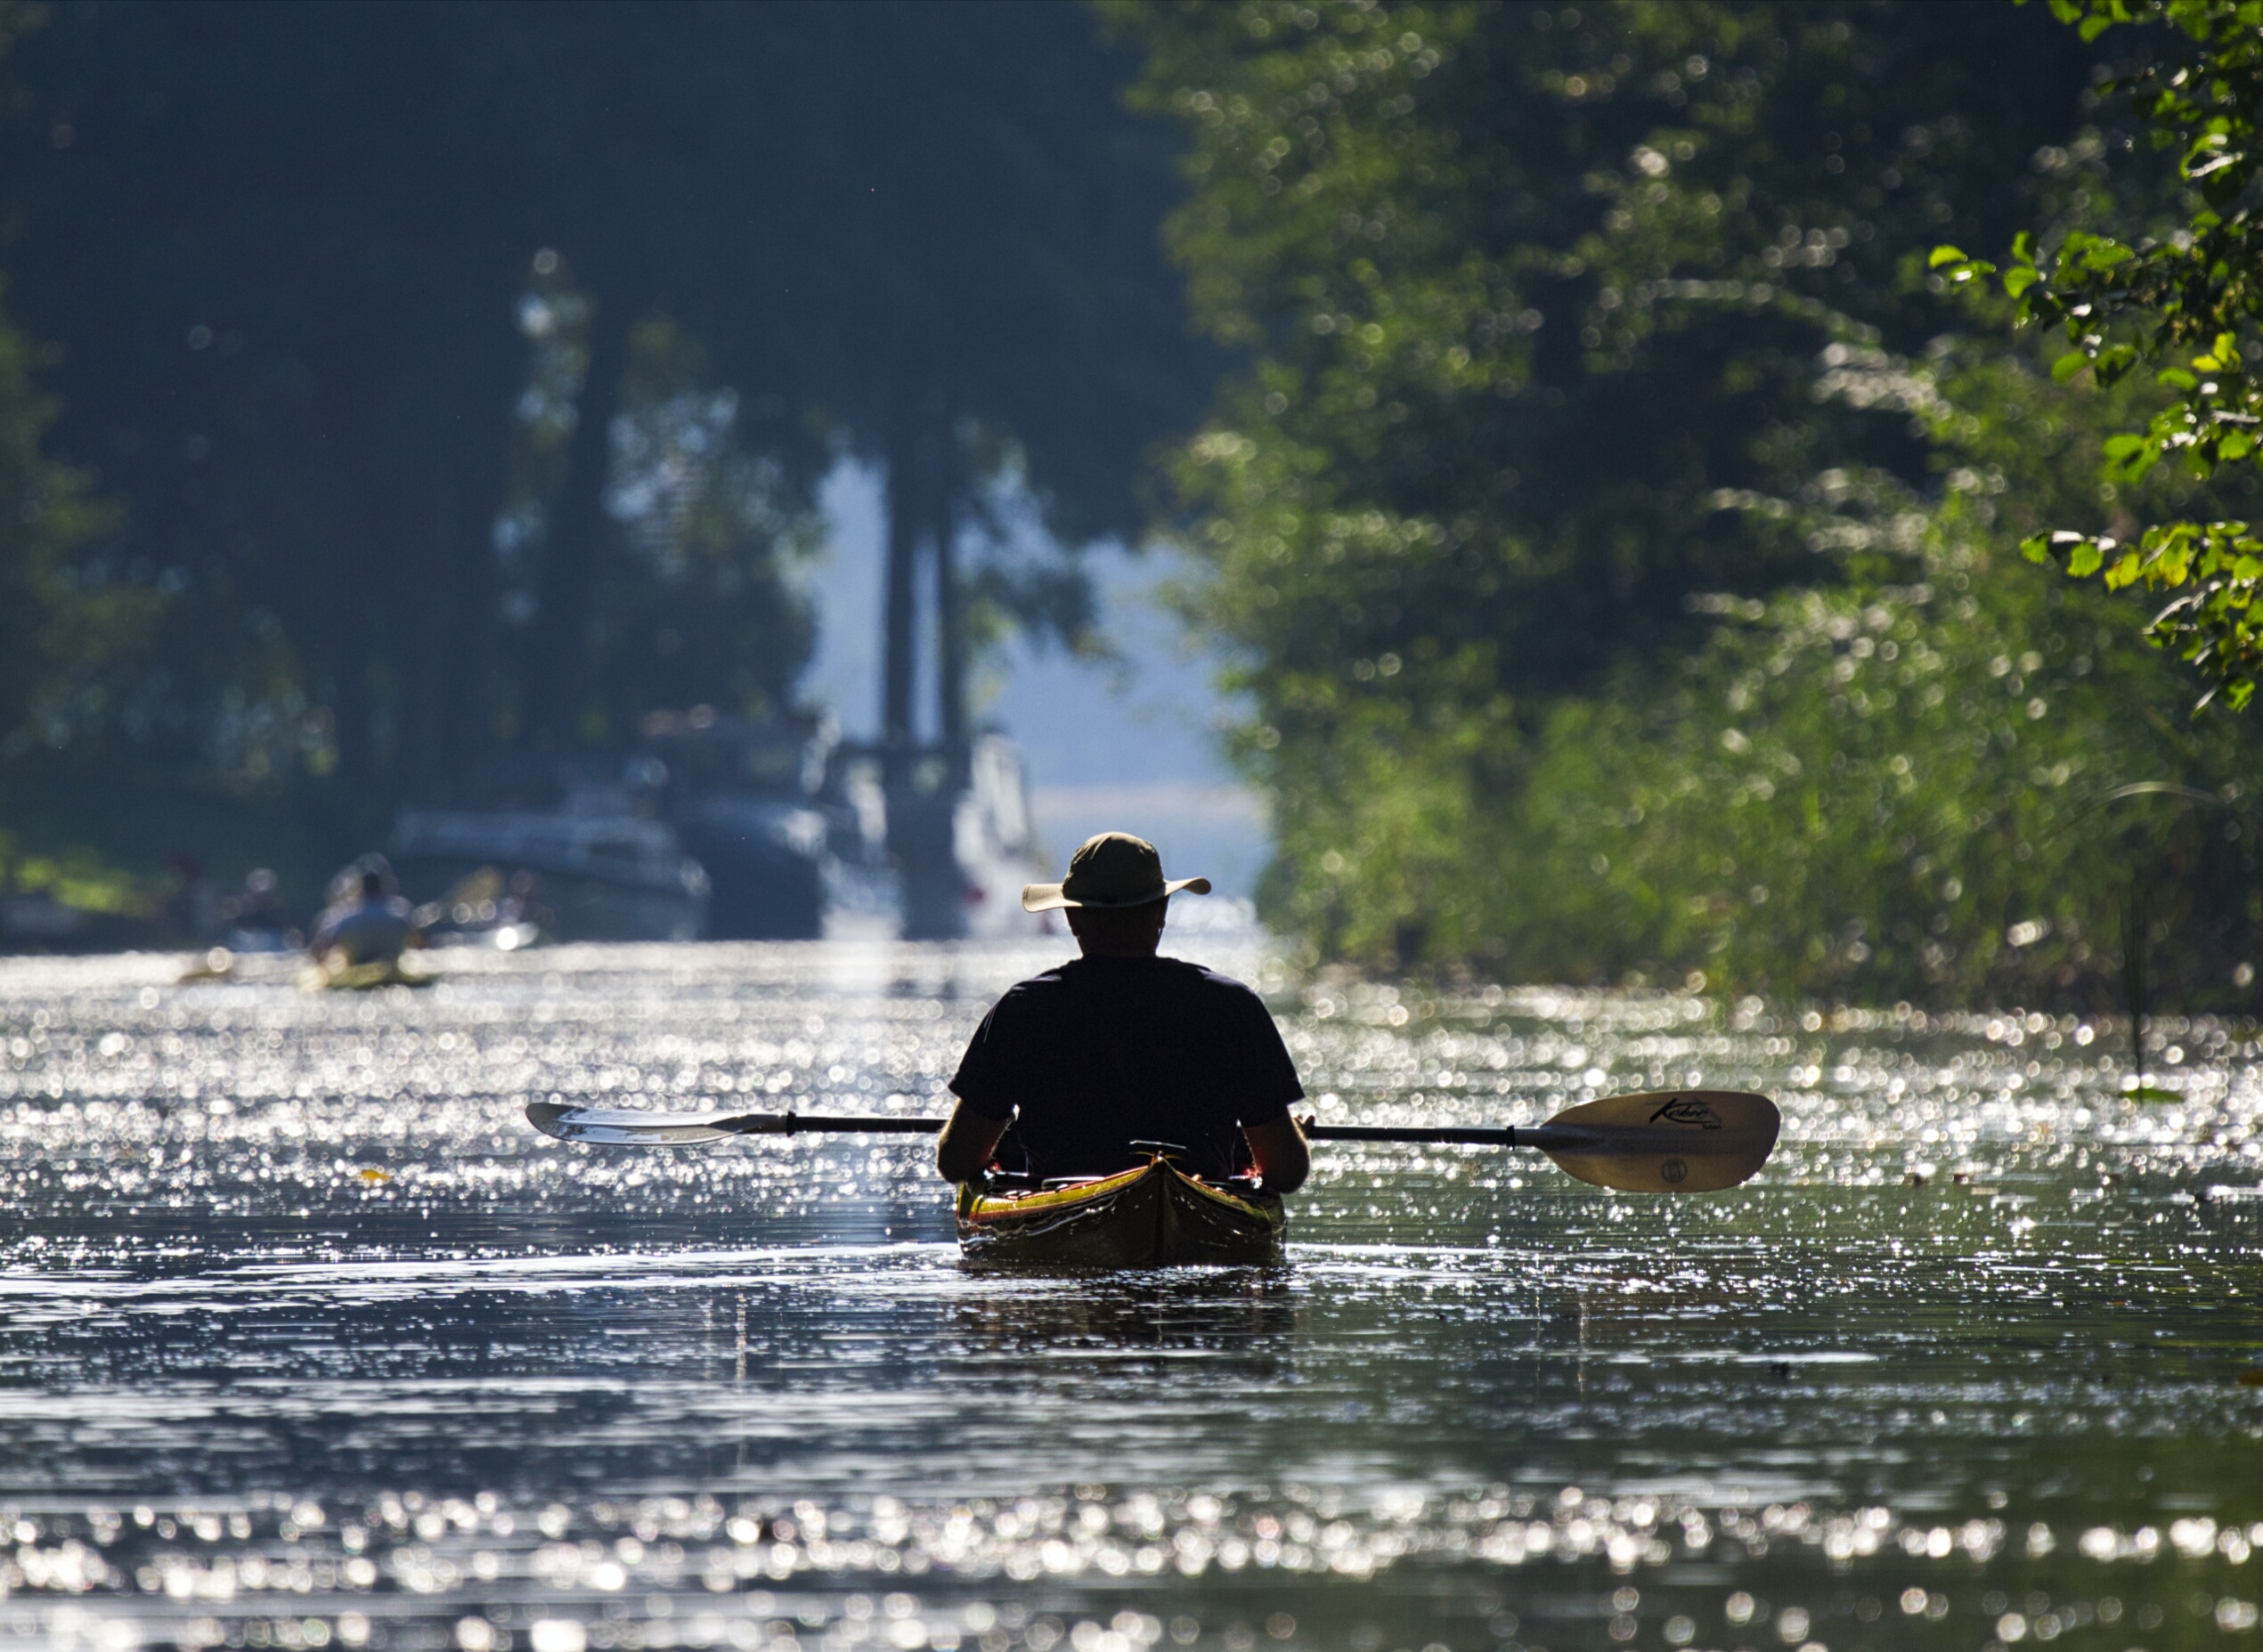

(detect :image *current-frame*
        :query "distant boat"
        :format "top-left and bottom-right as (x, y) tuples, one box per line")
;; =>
(390, 807), (707, 943)
(1, 890), (83, 943)
(851, 730), (1050, 941)
(637, 710), (858, 940)
(387, 716), (1048, 946)
(956, 733), (1050, 940)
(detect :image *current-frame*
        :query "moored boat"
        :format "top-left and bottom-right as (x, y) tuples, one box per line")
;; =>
(956, 1155), (1284, 1268)
(391, 806), (707, 942)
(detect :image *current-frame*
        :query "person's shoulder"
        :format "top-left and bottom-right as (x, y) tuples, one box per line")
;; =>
(989, 962), (1076, 1007)
(1152, 953), (1240, 983)
(1155, 956), (1266, 1000)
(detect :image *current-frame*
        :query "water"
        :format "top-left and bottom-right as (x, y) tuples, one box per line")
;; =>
(2, 940), (2259, 1652)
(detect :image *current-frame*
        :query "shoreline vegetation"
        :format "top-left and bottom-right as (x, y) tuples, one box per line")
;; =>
(6, 1), (2263, 1013)
(1114, 0), (2263, 1009)
(0, 1), (1205, 936)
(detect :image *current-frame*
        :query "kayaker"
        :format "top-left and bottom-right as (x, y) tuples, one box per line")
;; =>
(309, 868), (415, 968)
(935, 833), (1310, 1192)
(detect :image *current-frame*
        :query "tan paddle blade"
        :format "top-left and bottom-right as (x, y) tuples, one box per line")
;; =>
(1535, 1089), (1779, 1192)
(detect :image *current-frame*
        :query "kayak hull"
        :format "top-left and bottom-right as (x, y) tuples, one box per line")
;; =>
(956, 1158), (1284, 1269)
(301, 958), (434, 991)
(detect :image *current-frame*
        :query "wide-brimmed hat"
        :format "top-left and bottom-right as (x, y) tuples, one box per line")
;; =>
(1022, 832), (1212, 913)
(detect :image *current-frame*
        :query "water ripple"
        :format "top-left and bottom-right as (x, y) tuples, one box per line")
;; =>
(0, 942), (2258, 1648)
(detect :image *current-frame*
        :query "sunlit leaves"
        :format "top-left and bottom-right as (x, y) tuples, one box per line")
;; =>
(1946, 0), (2263, 708)
(2025, 517), (2263, 709)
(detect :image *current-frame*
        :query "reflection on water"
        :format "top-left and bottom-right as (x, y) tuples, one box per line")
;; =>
(1, 941), (2259, 1650)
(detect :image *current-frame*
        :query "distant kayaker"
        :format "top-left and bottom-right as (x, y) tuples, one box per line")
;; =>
(935, 833), (1311, 1192)
(310, 869), (415, 968)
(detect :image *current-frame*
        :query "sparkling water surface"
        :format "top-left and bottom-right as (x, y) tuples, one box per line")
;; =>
(2, 940), (2259, 1652)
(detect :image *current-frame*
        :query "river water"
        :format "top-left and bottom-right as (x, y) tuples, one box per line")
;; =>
(1, 940), (2259, 1652)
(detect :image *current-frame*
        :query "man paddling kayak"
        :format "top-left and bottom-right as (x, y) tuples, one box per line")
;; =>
(935, 833), (1310, 1193)
(310, 867), (415, 969)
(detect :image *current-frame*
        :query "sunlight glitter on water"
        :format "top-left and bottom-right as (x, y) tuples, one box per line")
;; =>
(0, 941), (2259, 1650)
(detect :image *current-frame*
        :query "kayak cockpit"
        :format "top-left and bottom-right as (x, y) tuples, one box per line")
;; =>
(956, 1155), (1284, 1269)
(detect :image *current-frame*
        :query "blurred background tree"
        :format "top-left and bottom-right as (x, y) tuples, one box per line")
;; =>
(0, 0), (155, 903)
(3, 0), (2257, 1007)
(0, 0), (1209, 908)
(1937, 0), (2263, 712)
(1113, 0), (2261, 1005)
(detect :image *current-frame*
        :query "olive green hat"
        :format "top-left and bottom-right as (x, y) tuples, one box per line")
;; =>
(1021, 831), (1212, 913)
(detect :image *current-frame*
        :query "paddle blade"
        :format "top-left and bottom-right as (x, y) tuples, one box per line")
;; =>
(1537, 1089), (1779, 1192)
(525, 1101), (748, 1145)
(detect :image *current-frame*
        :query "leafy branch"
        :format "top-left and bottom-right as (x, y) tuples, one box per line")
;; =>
(1933, 0), (2263, 708)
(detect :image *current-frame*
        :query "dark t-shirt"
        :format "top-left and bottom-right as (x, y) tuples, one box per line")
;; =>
(949, 955), (1302, 1181)
(312, 898), (412, 965)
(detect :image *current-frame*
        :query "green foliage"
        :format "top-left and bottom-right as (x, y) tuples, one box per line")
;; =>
(0, 9), (145, 764)
(1119, 0), (2099, 706)
(1507, 495), (2257, 1007)
(0, 827), (146, 916)
(1122, 0), (2263, 1001)
(0, 275), (142, 762)
(491, 301), (819, 746)
(1937, 0), (2263, 707)
(1260, 332), (2263, 1005)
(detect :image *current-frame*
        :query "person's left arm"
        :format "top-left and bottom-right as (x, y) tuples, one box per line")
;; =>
(936, 1098), (1011, 1184)
(937, 992), (1019, 1183)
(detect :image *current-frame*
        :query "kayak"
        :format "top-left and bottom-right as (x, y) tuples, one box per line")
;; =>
(300, 957), (434, 992)
(956, 1155), (1284, 1268)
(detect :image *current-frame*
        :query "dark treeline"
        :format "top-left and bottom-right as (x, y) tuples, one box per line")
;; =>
(0, 0), (1208, 891)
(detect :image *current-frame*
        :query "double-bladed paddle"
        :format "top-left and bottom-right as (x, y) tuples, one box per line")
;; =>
(525, 1088), (1779, 1193)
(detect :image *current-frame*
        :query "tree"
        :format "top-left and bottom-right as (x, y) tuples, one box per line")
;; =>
(0, 4), (145, 777)
(1472, 331), (2263, 1008)
(1112, 0), (2119, 969)
(0, 0), (1210, 891)
(0, 278), (141, 769)
(764, 1), (1213, 763)
(1936, 0), (2263, 709)
(498, 301), (820, 743)
(3, 2), (542, 801)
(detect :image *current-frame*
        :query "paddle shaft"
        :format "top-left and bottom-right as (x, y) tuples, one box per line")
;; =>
(678, 1111), (1681, 1153)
